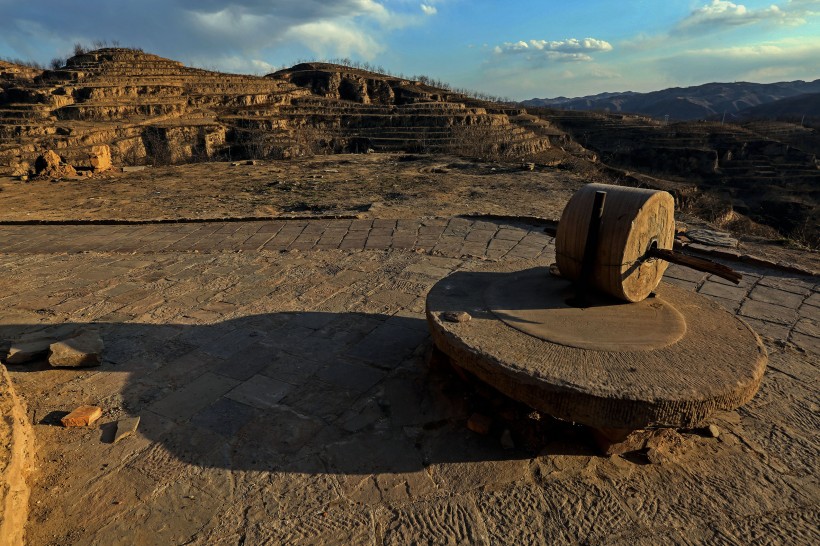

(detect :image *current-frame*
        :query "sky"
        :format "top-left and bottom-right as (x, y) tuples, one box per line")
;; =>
(1, 0), (819, 100)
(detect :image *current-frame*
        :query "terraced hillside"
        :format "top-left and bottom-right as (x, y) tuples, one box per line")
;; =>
(532, 108), (820, 246)
(0, 49), (558, 175)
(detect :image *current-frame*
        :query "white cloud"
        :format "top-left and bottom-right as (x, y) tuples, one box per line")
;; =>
(0, 0), (431, 69)
(284, 20), (384, 58)
(494, 37), (613, 63)
(529, 38), (613, 53)
(420, 4), (437, 15)
(676, 1), (808, 33)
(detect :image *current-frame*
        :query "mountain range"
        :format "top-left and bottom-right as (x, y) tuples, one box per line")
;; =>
(521, 79), (820, 121)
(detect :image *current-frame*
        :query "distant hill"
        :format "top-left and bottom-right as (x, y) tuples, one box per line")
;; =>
(522, 80), (820, 121)
(737, 91), (820, 122)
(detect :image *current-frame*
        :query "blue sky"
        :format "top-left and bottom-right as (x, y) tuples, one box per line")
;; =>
(1, 1), (819, 99)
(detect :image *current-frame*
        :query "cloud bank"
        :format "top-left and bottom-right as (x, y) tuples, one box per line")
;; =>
(494, 37), (613, 62)
(675, 0), (813, 33)
(0, 0), (437, 72)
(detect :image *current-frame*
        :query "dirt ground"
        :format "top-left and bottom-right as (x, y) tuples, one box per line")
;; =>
(2, 152), (815, 270)
(0, 154), (592, 222)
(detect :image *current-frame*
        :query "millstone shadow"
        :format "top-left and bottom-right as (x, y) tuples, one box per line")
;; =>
(2, 311), (600, 481)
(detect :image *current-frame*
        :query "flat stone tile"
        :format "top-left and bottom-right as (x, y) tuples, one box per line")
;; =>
(349, 219), (373, 231)
(316, 360), (386, 394)
(261, 352), (323, 385)
(465, 230), (496, 243)
(225, 374), (294, 409)
(741, 317), (790, 343)
(749, 285), (806, 309)
(280, 381), (360, 421)
(665, 264), (707, 284)
(803, 292), (820, 308)
(215, 343), (278, 381)
(798, 302), (820, 321)
(740, 299), (799, 326)
(757, 276), (813, 295)
(698, 281), (748, 301)
(190, 397), (257, 438)
(402, 262), (453, 279)
(149, 372), (240, 422)
(345, 320), (428, 369)
(789, 332), (820, 355)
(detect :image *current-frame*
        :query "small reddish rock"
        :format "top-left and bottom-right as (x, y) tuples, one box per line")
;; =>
(61, 405), (102, 427)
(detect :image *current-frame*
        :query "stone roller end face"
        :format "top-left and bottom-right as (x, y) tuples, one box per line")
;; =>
(555, 183), (675, 303)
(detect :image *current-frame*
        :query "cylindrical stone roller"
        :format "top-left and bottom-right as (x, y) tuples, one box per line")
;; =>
(556, 183), (675, 302)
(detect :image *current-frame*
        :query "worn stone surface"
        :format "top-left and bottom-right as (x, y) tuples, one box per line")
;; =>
(0, 217), (816, 545)
(427, 264), (768, 429)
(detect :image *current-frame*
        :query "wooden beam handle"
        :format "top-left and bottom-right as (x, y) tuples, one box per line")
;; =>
(648, 247), (742, 284)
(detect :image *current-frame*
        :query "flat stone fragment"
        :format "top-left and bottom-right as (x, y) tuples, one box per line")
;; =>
(6, 324), (80, 364)
(6, 337), (52, 364)
(49, 330), (104, 367)
(61, 405), (102, 427)
(427, 263), (768, 430)
(685, 229), (738, 248)
(113, 416), (140, 443)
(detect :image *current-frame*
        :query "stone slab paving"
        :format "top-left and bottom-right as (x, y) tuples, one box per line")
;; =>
(0, 218), (817, 545)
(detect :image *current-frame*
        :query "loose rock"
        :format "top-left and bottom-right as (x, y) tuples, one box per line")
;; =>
(48, 330), (104, 367)
(6, 324), (80, 364)
(61, 405), (102, 427)
(6, 336), (53, 364)
(89, 145), (111, 172)
(645, 428), (686, 464)
(685, 229), (738, 248)
(707, 424), (720, 438)
(34, 150), (77, 178)
(11, 161), (30, 178)
(113, 416), (140, 443)
(441, 311), (471, 323)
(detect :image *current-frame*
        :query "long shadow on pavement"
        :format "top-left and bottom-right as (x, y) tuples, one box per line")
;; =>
(2, 311), (594, 480)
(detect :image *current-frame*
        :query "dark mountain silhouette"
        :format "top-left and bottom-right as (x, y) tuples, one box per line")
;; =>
(736, 91), (820, 121)
(522, 80), (820, 121)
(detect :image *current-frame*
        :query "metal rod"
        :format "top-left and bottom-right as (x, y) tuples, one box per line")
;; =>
(579, 191), (607, 293)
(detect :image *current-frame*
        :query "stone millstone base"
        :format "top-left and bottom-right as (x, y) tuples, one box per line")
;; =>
(426, 263), (768, 430)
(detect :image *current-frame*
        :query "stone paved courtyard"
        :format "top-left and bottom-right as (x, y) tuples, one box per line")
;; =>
(0, 217), (818, 545)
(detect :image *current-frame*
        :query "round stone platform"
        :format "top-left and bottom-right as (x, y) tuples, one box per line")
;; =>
(426, 263), (768, 430)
